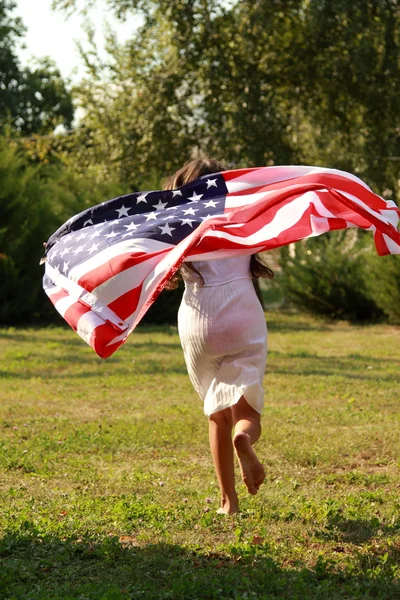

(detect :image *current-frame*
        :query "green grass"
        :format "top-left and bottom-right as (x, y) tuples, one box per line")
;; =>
(1, 312), (400, 599)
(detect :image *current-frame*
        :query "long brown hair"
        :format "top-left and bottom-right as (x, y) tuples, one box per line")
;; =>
(164, 157), (274, 289)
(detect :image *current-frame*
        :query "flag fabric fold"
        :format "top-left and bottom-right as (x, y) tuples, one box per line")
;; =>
(42, 165), (400, 358)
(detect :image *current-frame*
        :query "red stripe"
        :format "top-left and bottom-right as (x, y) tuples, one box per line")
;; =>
(64, 302), (91, 331)
(222, 168), (259, 182)
(107, 284), (143, 321)
(48, 289), (68, 305)
(227, 171), (390, 211)
(90, 323), (125, 358)
(373, 230), (390, 256)
(78, 248), (169, 292)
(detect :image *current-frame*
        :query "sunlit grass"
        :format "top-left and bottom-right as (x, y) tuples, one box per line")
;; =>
(1, 312), (400, 599)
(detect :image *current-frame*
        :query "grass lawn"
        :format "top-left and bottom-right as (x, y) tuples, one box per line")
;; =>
(1, 311), (400, 599)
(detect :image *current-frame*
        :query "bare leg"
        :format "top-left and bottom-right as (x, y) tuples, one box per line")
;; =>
(208, 408), (239, 514)
(232, 396), (265, 495)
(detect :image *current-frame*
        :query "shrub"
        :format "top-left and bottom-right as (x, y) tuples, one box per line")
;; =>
(278, 230), (384, 322)
(364, 253), (400, 323)
(0, 138), (122, 324)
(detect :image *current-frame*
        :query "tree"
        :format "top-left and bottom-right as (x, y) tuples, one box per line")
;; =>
(0, 0), (74, 134)
(53, 0), (400, 202)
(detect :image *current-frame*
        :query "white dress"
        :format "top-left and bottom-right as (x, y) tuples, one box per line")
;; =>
(177, 255), (268, 416)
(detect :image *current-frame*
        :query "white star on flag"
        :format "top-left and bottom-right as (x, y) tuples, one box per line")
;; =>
(124, 221), (139, 231)
(136, 193), (148, 203)
(116, 205), (131, 218)
(204, 200), (219, 208)
(182, 208), (198, 216)
(172, 190), (182, 197)
(105, 231), (118, 239)
(158, 222), (175, 236)
(206, 178), (218, 188)
(152, 199), (168, 211)
(145, 212), (157, 221)
(188, 192), (203, 203)
(180, 218), (195, 227)
(88, 243), (99, 254)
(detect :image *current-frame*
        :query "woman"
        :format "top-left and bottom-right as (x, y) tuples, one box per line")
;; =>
(165, 157), (273, 514)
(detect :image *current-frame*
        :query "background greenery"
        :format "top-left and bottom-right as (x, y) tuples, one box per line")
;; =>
(1, 0), (400, 325)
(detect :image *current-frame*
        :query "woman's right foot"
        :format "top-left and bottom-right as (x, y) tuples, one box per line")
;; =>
(233, 431), (265, 495)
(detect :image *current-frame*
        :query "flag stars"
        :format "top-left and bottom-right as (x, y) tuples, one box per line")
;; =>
(152, 199), (168, 211)
(145, 211), (157, 221)
(172, 190), (182, 197)
(60, 247), (71, 257)
(62, 261), (70, 273)
(182, 207), (198, 216)
(188, 192), (203, 203)
(73, 245), (85, 255)
(83, 218), (93, 227)
(158, 223), (175, 237)
(105, 231), (118, 239)
(206, 178), (218, 189)
(136, 193), (148, 204)
(203, 200), (219, 208)
(180, 218), (195, 227)
(124, 221), (139, 231)
(88, 243), (99, 255)
(115, 205), (131, 218)
(76, 232), (87, 241)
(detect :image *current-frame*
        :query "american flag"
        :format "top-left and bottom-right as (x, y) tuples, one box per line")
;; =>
(42, 166), (400, 358)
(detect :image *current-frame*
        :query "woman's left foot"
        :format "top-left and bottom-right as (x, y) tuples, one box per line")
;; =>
(217, 496), (239, 515)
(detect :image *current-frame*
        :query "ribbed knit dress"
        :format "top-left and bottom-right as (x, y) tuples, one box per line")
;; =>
(177, 255), (268, 416)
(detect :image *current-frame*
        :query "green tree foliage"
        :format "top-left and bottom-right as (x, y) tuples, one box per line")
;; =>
(0, 0), (74, 134)
(289, 0), (400, 197)
(0, 137), (122, 324)
(35, 0), (400, 325)
(53, 0), (400, 198)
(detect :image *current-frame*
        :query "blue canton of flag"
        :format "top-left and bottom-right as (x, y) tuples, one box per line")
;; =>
(44, 174), (227, 279)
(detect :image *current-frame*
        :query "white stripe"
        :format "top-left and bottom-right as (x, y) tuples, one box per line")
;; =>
(91, 252), (167, 305)
(340, 191), (399, 228)
(76, 311), (106, 346)
(52, 295), (77, 317)
(225, 166), (373, 193)
(199, 192), (338, 247)
(382, 233), (400, 254)
(46, 263), (129, 331)
(67, 237), (173, 281)
(225, 190), (275, 209)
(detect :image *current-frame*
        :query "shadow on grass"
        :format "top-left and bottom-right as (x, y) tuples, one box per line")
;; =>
(268, 351), (400, 382)
(1, 528), (399, 600)
(0, 363), (188, 380)
(266, 317), (331, 333)
(323, 515), (400, 545)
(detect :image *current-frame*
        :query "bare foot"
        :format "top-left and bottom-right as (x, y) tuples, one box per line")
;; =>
(217, 498), (239, 515)
(233, 431), (265, 495)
